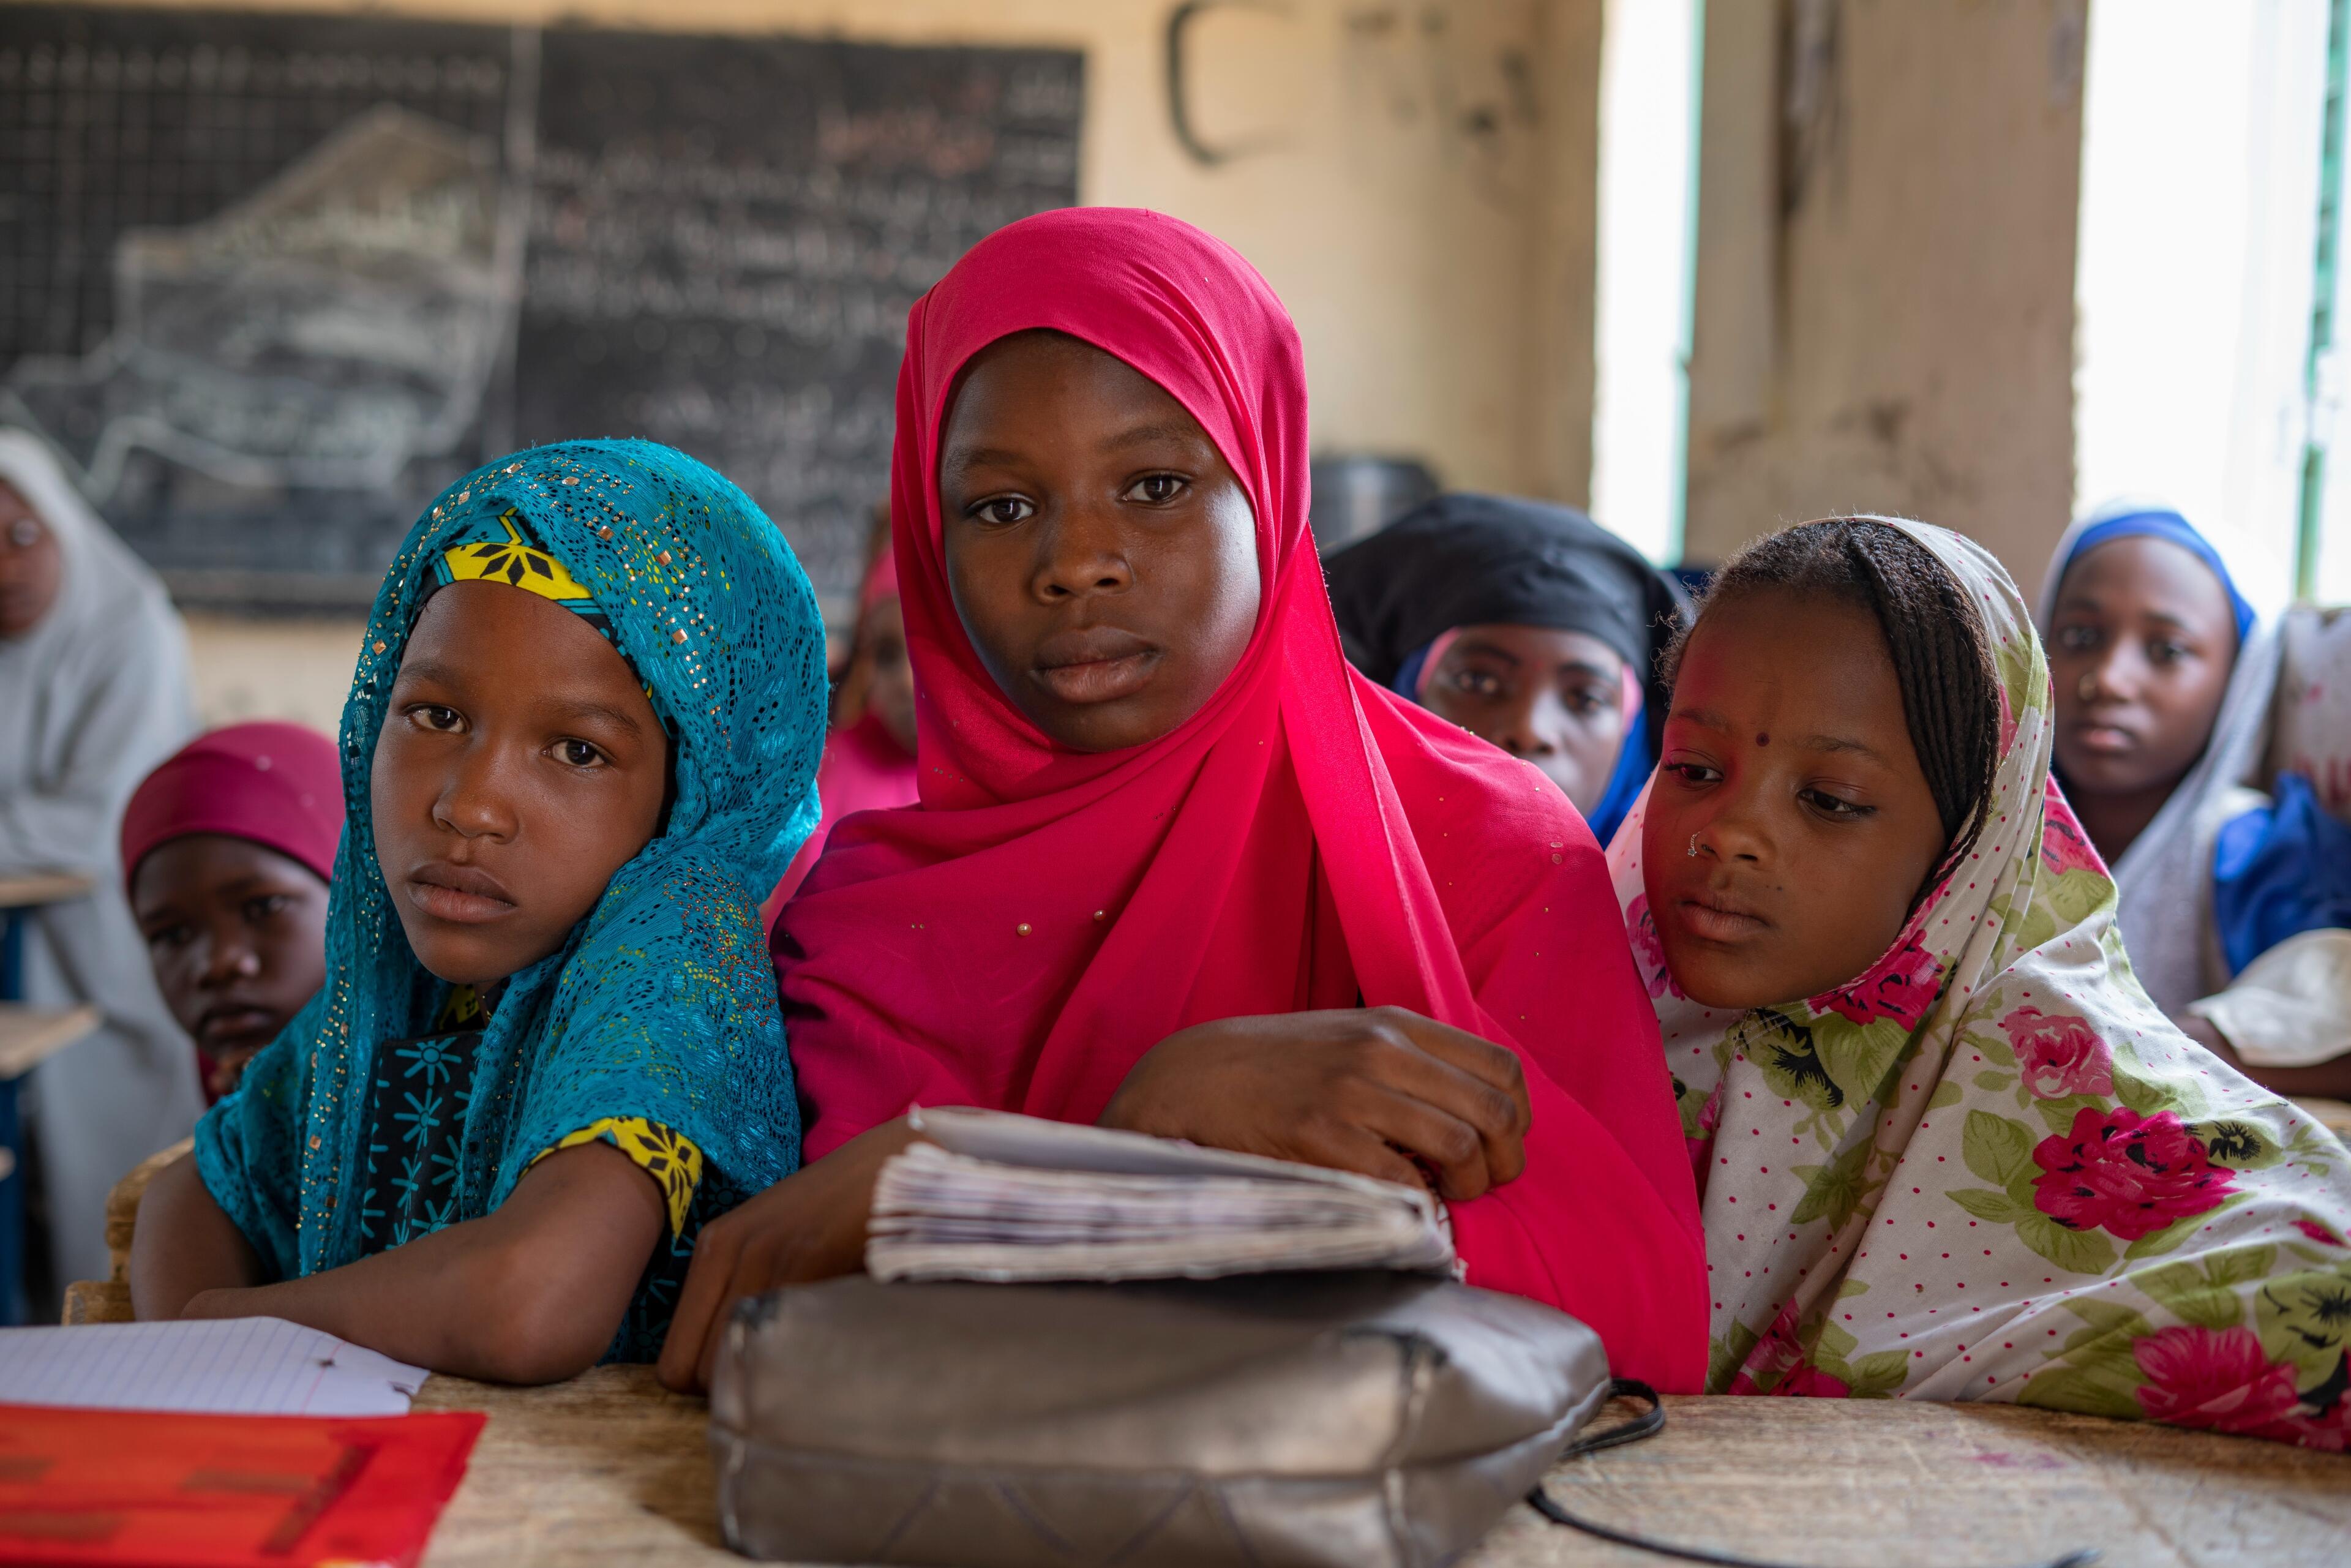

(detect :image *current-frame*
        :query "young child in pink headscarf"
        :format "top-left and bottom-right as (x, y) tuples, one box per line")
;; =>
(121, 722), (343, 1102)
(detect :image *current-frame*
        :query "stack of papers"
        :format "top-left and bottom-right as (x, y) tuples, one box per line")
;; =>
(867, 1108), (1455, 1283)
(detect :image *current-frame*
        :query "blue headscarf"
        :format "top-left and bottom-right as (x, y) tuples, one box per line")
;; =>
(2049, 502), (2258, 647)
(195, 441), (827, 1351)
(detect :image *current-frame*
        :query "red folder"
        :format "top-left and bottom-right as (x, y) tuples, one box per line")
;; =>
(0, 1404), (484, 1567)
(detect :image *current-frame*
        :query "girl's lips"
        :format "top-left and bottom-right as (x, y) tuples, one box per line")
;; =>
(1676, 895), (1769, 943)
(2069, 721), (2139, 755)
(404, 877), (517, 925)
(195, 1005), (279, 1047)
(1032, 648), (1160, 705)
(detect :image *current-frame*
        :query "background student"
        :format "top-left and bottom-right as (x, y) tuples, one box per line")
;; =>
(121, 722), (343, 1103)
(662, 207), (1707, 1394)
(130, 441), (827, 1383)
(1324, 492), (1691, 846)
(2039, 503), (2351, 1096)
(0, 429), (199, 1304)
(763, 515), (920, 922)
(1615, 515), (2351, 1446)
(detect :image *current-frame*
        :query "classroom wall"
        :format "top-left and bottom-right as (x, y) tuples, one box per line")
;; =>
(1684, 0), (2088, 599)
(49, 0), (1607, 733)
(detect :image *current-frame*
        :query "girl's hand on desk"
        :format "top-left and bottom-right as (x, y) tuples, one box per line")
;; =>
(1098, 1007), (1531, 1202)
(656, 1117), (924, 1395)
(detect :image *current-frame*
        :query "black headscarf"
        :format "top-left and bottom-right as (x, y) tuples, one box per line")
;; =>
(1324, 494), (1690, 846)
(1324, 490), (1690, 722)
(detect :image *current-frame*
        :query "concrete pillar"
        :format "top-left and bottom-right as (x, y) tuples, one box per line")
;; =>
(1521, 0), (1607, 509)
(1685, 0), (2088, 598)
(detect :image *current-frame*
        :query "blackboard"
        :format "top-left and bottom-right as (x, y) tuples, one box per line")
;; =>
(0, 7), (1083, 613)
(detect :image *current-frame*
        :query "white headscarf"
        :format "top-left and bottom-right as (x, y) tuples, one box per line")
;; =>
(2034, 501), (2283, 1014)
(0, 428), (200, 1292)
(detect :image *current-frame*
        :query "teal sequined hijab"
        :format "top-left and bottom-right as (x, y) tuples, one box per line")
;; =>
(196, 440), (826, 1357)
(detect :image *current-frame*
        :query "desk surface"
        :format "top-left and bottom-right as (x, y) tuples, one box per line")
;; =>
(0, 872), (94, 910)
(415, 1365), (2351, 1567)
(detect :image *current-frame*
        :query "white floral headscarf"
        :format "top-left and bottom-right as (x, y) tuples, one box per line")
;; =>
(1607, 517), (2351, 1447)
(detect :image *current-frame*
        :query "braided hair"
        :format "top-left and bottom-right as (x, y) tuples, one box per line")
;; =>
(1663, 518), (2001, 884)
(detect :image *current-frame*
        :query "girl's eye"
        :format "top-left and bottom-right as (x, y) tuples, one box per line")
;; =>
(146, 924), (193, 951)
(1564, 686), (1612, 716)
(1123, 473), (1187, 506)
(970, 496), (1035, 527)
(2148, 639), (2190, 666)
(1450, 669), (1504, 699)
(244, 895), (290, 922)
(1662, 761), (1720, 786)
(1801, 787), (1874, 820)
(2055, 625), (2099, 653)
(555, 739), (608, 768)
(411, 705), (463, 733)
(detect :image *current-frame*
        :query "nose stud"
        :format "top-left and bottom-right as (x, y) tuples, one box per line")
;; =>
(1687, 833), (1701, 858)
(2077, 670), (2098, 702)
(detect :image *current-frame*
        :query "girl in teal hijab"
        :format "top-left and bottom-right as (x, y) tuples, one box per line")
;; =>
(129, 440), (827, 1380)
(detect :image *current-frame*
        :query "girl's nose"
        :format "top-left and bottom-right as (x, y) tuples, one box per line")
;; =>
(1701, 798), (1770, 864)
(1032, 507), (1132, 602)
(2083, 643), (2139, 702)
(432, 746), (523, 841)
(200, 934), (262, 987)
(1494, 696), (1562, 758)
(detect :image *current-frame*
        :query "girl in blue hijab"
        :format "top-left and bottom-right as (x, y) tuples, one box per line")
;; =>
(129, 440), (827, 1381)
(2039, 500), (2351, 1100)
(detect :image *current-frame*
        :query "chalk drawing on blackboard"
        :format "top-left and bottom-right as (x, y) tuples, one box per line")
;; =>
(4, 105), (517, 498)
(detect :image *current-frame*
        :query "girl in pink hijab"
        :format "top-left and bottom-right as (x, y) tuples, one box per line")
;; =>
(661, 208), (1705, 1393)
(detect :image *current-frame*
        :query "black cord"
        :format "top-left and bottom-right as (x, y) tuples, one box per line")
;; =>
(1526, 1380), (2101, 1568)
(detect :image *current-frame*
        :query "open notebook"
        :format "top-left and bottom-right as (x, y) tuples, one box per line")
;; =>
(0, 1318), (425, 1416)
(866, 1108), (1456, 1283)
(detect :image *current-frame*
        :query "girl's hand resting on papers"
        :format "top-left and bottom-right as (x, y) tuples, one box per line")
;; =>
(657, 1117), (925, 1394)
(1098, 1007), (1531, 1202)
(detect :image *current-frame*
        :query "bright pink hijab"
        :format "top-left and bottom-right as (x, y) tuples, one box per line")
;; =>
(778, 208), (1705, 1389)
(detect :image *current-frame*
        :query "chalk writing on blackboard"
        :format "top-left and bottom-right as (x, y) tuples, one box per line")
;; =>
(0, 7), (1082, 612)
(9, 106), (511, 497)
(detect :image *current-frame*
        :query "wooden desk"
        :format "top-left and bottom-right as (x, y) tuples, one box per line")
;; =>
(414, 1367), (2351, 1567)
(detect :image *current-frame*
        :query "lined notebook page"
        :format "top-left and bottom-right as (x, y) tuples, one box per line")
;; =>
(0, 1318), (426, 1416)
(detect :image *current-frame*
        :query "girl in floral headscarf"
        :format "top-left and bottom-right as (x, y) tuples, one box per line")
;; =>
(1612, 515), (2351, 1447)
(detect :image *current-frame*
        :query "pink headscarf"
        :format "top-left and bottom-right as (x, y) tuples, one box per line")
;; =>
(777, 208), (1705, 1388)
(120, 721), (343, 890)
